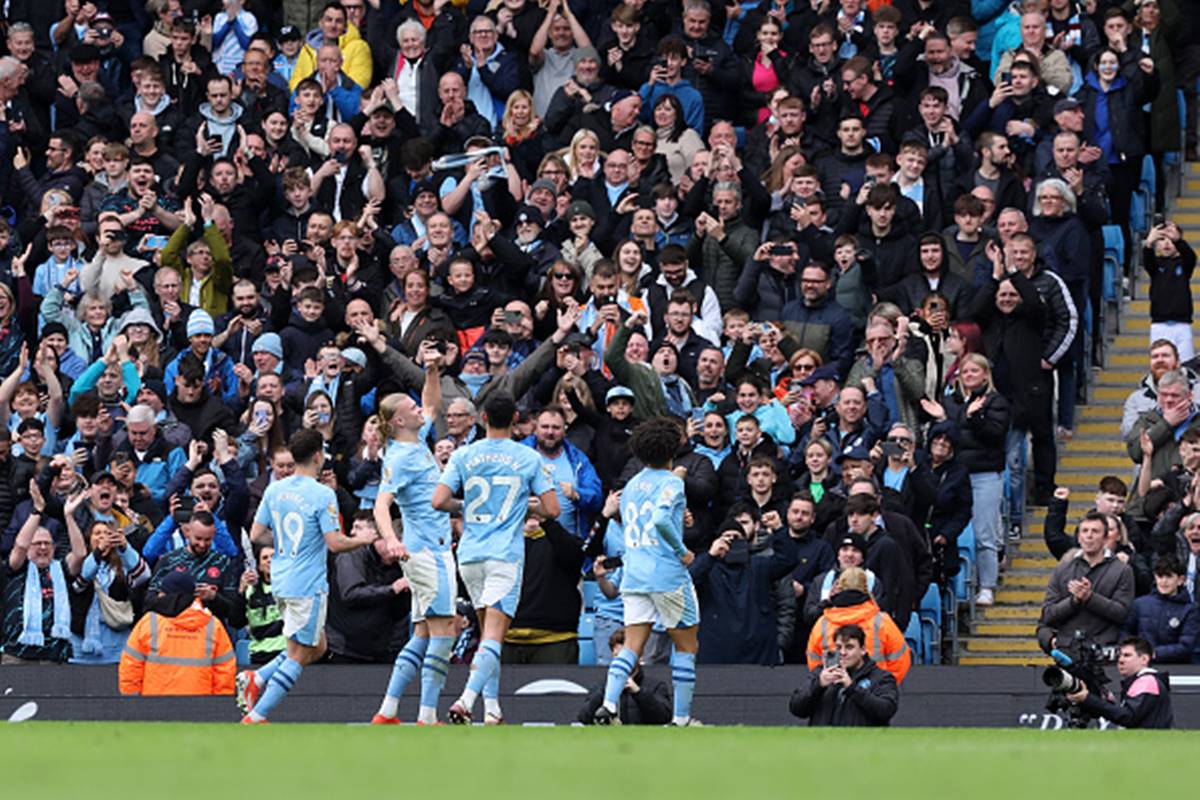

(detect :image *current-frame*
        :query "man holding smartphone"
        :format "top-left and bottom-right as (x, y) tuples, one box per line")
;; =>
(789, 622), (899, 726)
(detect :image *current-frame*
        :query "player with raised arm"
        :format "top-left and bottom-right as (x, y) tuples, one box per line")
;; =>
(594, 417), (701, 727)
(370, 384), (458, 725)
(432, 391), (560, 725)
(236, 429), (376, 723)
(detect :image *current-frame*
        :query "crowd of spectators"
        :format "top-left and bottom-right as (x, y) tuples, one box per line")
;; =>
(0, 0), (1195, 678)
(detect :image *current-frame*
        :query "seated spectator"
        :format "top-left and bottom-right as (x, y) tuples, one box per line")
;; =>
(1037, 511), (1135, 654)
(789, 622), (899, 727)
(1120, 340), (1192, 439)
(804, 566), (911, 685)
(118, 570), (235, 696)
(579, 628), (671, 725)
(1127, 369), (1200, 483)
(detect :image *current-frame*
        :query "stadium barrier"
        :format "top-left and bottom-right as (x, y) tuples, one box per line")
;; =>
(4, 665), (1200, 727)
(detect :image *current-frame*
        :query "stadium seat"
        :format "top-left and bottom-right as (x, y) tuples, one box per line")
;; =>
(918, 585), (942, 664)
(577, 613), (596, 666)
(904, 615), (924, 664)
(235, 639), (251, 667)
(581, 580), (599, 613)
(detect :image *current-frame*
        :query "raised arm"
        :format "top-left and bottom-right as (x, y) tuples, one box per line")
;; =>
(0, 343), (28, 420)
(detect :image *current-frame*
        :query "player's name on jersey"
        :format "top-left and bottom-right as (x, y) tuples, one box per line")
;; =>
(462, 452), (522, 470)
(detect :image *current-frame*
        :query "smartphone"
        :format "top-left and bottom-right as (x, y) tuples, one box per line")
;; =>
(769, 244), (793, 256)
(206, 135), (222, 150)
(334, 151), (349, 164)
(107, 229), (128, 243)
(502, 310), (523, 324)
(724, 537), (750, 565)
(142, 234), (169, 250)
(173, 495), (196, 526)
(253, 408), (270, 427)
(1000, 70), (1012, 84)
(690, 408), (705, 424)
(602, 555), (623, 569)
(317, 410), (331, 425)
(823, 650), (840, 670)
(882, 441), (904, 460)
(1153, 213), (1166, 228)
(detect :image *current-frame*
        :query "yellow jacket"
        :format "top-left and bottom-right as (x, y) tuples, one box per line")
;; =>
(289, 24), (373, 91)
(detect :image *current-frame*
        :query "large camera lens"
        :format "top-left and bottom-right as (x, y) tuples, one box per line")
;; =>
(1042, 665), (1082, 694)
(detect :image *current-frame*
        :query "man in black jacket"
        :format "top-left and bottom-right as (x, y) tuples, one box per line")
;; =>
(579, 628), (672, 725)
(1067, 636), (1173, 729)
(789, 622), (899, 726)
(326, 511), (410, 663)
(503, 514), (584, 665)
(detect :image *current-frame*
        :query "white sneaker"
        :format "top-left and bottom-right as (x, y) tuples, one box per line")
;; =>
(975, 589), (995, 606)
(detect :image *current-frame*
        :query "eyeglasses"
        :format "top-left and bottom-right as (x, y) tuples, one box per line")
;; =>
(471, 28), (496, 36)
(865, 336), (894, 344)
(793, 362), (816, 372)
(886, 436), (913, 445)
(552, 272), (574, 280)
(446, 412), (472, 419)
(540, 168), (564, 176)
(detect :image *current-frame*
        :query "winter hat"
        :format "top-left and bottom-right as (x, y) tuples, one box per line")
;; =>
(251, 332), (283, 359)
(186, 310), (215, 338)
(119, 306), (163, 338)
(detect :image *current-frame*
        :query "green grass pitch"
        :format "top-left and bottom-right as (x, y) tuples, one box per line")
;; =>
(3, 723), (1195, 798)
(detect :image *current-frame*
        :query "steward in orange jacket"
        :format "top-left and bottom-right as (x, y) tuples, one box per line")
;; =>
(119, 571), (235, 696)
(805, 568), (912, 684)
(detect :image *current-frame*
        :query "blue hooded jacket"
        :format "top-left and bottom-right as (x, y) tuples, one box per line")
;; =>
(520, 434), (602, 540)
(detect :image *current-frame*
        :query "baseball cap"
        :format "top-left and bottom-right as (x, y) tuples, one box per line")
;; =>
(836, 445), (872, 463)
(606, 386), (635, 405)
(341, 347), (367, 368)
(70, 43), (102, 63)
(515, 205), (545, 228)
(278, 25), (302, 42)
(799, 364), (840, 386)
(1053, 97), (1082, 115)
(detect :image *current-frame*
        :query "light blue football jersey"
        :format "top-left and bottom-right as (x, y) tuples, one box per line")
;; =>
(379, 440), (452, 553)
(438, 438), (554, 564)
(254, 474), (341, 597)
(618, 468), (689, 593)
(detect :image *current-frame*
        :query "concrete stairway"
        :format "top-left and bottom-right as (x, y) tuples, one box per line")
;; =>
(958, 163), (1200, 665)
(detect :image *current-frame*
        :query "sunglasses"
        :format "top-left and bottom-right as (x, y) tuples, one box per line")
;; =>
(552, 272), (574, 280)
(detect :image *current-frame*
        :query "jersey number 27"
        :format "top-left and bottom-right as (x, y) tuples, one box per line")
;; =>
(463, 475), (522, 524)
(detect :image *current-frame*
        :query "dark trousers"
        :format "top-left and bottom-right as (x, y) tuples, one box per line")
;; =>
(1106, 161), (1140, 271)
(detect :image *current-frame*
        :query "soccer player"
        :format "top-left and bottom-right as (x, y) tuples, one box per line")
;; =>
(370, 391), (458, 725)
(594, 417), (701, 726)
(432, 391), (560, 724)
(236, 429), (376, 723)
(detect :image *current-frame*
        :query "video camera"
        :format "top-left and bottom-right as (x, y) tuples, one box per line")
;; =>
(1040, 632), (1114, 728)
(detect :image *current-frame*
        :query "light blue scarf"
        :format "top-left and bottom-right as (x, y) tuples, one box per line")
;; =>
(19, 560), (71, 647)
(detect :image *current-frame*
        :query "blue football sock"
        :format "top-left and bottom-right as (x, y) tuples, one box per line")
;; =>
(251, 657), (302, 720)
(377, 636), (428, 718)
(254, 652), (288, 688)
(671, 651), (696, 721)
(386, 636), (428, 699)
(602, 647), (638, 712)
(464, 638), (502, 700)
(419, 636), (454, 711)
(483, 665), (500, 699)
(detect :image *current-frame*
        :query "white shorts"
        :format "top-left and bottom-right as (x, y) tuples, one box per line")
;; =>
(459, 559), (523, 618)
(623, 582), (700, 630)
(404, 549), (457, 622)
(279, 592), (328, 647)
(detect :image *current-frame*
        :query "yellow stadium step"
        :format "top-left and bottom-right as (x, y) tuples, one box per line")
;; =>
(979, 605), (1041, 621)
(1125, 318), (1150, 331)
(1090, 386), (1132, 401)
(1060, 455), (1136, 470)
(1079, 405), (1124, 420)
(1016, 540), (1050, 556)
(1107, 353), (1150, 366)
(1176, 196), (1200, 208)
(1170, 212), (1200, 226)
(1011, 557), (1056, 569)
(963, 637), (1043, 653)
(996, 589), (1045, 604)
(1074, 421), (1121, 436)
(960, 657), (1051, 666)
(974, 622), (1038, 637)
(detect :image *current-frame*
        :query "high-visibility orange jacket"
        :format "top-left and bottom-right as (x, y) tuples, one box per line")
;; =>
(119, 604), (236, 696)
(805, 596), (912, 684)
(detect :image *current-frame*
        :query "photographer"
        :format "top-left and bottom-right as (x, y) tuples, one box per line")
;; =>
(1065, 637), (1173, 729)
(579, 628), (672, 725)
(789, 622), (899, 727)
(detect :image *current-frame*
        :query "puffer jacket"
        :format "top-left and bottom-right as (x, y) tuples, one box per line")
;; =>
(941, 388), (1010, 474)
(805, 589), (911, 684)
(118, 603), (235, 695)
(1123, 588), (1200, 663)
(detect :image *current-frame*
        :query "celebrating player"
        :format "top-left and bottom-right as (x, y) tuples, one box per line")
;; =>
(236, 429), (376, 723)
(595, 417), (702, 726)
(370, 391), (458, 725)
(432, 391), (560, 725)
